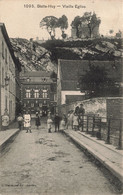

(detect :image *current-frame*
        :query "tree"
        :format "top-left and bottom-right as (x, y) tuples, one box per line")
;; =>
(57, 15), (68, 39)
(81, 12), (101, 38)
(71, 16), (81, 38)
(79, 65), (114, 97)
(40, 16), (58, 40)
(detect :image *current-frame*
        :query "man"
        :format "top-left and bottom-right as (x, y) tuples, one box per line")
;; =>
(79, 104), (85, 116)
(54, 113), (61, 132)
(78, 104), (85, 130)
(17, 113), (23, 130)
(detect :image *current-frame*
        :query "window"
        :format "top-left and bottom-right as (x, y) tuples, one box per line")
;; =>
(24, 103), (26, 107)
(26, 89), (31, 98)
(34, 89), (39, 98)
(2, 41), (4, 58)
(43, 89), (48, 98)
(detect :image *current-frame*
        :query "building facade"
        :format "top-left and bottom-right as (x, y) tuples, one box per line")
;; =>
(20, 71), (57, 116)
(0, 23), (21, 129)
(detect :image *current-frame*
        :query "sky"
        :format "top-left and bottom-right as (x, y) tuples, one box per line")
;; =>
(0, 0), (123, 40)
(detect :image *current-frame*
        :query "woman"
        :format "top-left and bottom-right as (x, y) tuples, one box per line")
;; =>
(35, 112), (41, 129)
(73, 113), (79, 131)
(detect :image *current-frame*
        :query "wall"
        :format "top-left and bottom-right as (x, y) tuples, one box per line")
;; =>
(0, 27), (16, 124)
(60, 97), (106, 118)
(106, 97), (123, 147)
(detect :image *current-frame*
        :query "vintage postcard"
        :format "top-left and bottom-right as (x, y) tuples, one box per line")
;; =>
(0, 0), (123, 194)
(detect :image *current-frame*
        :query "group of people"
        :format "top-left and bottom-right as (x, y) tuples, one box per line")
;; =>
(16, 103), (85, 133)
(67, 103), (85, 131)
(47, 103), (85, 133)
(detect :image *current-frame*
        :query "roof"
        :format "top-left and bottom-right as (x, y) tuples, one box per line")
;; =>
(59, 59), (122, 90)
(0, 23), (21, 71)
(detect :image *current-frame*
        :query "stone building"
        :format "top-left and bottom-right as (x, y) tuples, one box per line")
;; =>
(0, 23), (21, 129)
(71, 22), (100, 39)
(20, 71), (57, 116)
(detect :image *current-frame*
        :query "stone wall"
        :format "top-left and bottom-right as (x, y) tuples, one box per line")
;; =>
(60, 97), (106, 118)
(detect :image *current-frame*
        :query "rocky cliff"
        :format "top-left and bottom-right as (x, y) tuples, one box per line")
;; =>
(10, 38), (57, 72)
(10, 38), (122, 72)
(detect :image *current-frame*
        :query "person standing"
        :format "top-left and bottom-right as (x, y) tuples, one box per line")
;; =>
(54, 113), (61, 132)
(47, 116), (53, 133)
(17, 113), (23, 130)
(60, 114), (67, 130)
(78, 104), (85, 130)
(2, 109), (9, 130)
(24, 111), (32, 133)
(68, 110), (74, 129)
(35, 112), (41, 129)
(73, 113), (79, 131)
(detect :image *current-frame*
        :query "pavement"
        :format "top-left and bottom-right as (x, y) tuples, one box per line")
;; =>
(0, 122), (123, 186)
(62, 129), (123, 185)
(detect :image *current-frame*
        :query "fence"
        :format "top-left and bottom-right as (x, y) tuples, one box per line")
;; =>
(74, 114), (123, 150)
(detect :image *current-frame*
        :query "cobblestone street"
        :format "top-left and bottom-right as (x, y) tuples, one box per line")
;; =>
(0, 119), (120, 195)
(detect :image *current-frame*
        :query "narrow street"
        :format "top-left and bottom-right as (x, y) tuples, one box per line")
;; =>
(0, 118), (120, 195)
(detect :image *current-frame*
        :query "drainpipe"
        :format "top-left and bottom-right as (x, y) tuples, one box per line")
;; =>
(0, 58), (1, 130)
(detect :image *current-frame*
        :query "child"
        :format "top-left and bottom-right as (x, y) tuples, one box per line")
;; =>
(73, 113), (79, 131)
(47, 116), (53, 133)
(60, 114), (66, 130)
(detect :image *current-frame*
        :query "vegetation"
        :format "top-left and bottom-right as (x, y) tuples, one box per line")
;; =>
(79, 65), (121, 97)
(57, 15), (68, 39)
(40, 16), (58, 40)
(40, 15), (68, 39)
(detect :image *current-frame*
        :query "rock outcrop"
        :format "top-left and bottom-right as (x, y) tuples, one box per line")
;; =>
(10, 38), (57, 72)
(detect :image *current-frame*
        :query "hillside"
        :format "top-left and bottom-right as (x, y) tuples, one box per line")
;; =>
(10, 38), (122, 72)
(10, 38), (57, 72)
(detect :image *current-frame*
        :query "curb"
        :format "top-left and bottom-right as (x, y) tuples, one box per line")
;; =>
(0, 129), (20, 154)
(63, 130), (123, 185)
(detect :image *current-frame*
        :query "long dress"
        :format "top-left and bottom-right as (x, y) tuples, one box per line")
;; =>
(24, 114), (31, 128)
(35, 116), (41, 127)
(73, 115), (79, 126)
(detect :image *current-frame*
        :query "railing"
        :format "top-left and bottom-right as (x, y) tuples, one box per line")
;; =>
(77, 114), (122, 150)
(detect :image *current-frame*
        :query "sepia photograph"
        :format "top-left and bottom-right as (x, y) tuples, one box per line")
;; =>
(0, 0), (123, 194)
